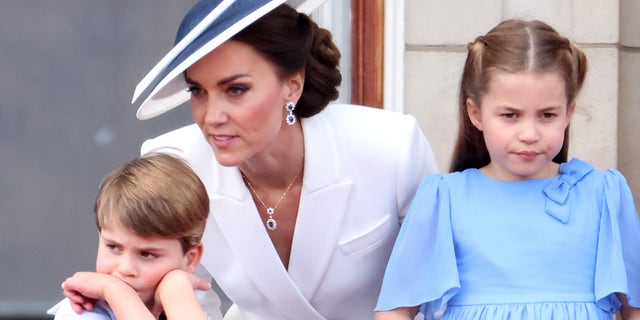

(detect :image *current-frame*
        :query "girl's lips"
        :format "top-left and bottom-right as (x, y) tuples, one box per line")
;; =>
(515, 151), (540, 161)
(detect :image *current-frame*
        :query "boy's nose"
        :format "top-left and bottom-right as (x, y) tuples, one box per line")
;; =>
(115, 255), (138, 277)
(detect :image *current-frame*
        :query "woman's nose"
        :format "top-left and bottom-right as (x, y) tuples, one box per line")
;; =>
(202, 97), (229, 125)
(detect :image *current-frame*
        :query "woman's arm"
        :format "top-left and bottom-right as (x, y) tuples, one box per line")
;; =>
(375, 306), (419, 320)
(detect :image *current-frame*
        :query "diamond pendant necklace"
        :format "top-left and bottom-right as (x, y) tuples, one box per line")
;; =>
(241, 169), (301, 231)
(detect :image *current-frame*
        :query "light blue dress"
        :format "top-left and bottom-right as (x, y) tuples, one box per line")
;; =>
(376, 158), (640, 319)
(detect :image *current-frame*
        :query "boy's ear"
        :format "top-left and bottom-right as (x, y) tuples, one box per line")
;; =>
(184, 243), (203, 273)
(466, 98), (483, 131)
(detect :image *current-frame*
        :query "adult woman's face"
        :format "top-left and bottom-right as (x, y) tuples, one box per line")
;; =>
(185, 40), (301, 167)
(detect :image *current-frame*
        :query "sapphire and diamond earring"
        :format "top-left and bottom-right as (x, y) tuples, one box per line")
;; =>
(285, 101), (296, 125)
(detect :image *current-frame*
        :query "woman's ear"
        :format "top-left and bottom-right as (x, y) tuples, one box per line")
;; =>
(466, 98), (483, 131)
(285, 69), (305, 103)
(184, 243), (203, 273)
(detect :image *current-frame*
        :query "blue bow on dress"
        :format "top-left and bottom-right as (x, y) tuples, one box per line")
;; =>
(543, 159), (594, 223)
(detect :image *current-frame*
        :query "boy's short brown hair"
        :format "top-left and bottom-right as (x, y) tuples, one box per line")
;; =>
(95, 153), (209, 252)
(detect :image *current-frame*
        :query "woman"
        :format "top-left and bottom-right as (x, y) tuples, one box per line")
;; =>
(86, 0), (438, 319)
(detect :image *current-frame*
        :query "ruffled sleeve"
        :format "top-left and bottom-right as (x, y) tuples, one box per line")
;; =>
(594, 169), (640, 312)
(375, 174), (460, 319)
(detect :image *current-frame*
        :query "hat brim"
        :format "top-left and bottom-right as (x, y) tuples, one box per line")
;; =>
(133, 0), (328, 120)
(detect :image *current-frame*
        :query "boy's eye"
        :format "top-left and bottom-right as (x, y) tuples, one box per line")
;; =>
(106, 244), (120, 252)
(140, 251), (157, 259)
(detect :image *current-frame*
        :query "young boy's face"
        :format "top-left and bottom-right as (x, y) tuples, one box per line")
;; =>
(96, 222), (200, 309)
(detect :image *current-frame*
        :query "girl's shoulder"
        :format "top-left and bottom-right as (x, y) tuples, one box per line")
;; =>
(562, 158), (630, 189)
(418, 169), (482, 192)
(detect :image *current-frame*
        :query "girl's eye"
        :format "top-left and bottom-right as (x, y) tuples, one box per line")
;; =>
(542, 112), (557, 119)
(501, 113), (517, 119)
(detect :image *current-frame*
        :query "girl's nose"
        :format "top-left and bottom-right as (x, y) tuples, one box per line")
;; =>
(518, 121), (541, 143)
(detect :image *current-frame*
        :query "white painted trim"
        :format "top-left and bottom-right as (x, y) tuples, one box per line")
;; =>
(312, 0), (351, 104)
(384, 0), (404, 112)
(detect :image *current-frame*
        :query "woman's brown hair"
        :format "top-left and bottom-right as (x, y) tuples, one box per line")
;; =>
(232, 4), (342, 118)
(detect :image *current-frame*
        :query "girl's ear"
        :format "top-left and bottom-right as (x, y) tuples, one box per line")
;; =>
(184, 243), (203, 273)
(466, 98), (483, 131)
(566, 100), (576, 126)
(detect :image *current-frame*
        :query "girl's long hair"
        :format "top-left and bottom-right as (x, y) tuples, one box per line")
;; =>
(450, 19), (587, 173)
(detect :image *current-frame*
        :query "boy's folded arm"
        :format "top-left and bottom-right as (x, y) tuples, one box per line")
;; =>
(155, 269), (208, 320)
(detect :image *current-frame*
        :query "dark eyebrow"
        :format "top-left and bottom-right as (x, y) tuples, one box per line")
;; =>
(496, 106), (519, 112)
(137, 246), (167, 253)
(184, 74), (250, 87)
(100, 233), (119, 244)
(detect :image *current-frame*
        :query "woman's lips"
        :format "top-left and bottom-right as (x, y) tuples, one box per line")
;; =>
(210, 134), (235, 148)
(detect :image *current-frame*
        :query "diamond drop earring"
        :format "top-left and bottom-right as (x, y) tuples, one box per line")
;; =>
(285, 101), (296, 125)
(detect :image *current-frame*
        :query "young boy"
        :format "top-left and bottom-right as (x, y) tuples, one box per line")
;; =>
(48, 153), (213, 320)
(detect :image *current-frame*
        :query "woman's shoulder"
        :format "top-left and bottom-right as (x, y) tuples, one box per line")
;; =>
(307, 104), (428, 155)
(320, 104), (418, 129)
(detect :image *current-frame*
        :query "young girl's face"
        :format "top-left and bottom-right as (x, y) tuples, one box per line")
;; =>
(96, 223), (201, 310)
(467, 71), (574, 181)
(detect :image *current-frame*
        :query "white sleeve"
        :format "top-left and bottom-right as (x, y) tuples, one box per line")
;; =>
(395, 114), (439, 221)
(195, 265), (224, 320)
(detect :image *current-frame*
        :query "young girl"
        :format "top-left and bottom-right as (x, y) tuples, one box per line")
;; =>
(375, 19), (640, 320)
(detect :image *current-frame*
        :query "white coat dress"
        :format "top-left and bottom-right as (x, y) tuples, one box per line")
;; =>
(141, 104), (439, 320)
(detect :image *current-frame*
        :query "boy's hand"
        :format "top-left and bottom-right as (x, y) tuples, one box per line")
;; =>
(61, 272), (133, 314)
(152, 269), (209, 319)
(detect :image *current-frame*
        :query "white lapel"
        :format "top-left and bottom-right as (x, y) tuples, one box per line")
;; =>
(207, 154), (326, 319)
(197, 110), (352, 318)
(288, 111), (353, 301)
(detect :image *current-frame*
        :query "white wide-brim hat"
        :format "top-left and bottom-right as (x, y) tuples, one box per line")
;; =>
(132, 0), (328, 120)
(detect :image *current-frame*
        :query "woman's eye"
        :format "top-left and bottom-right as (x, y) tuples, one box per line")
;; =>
(501, 113), (516, 119)
(542, 112), (557, 119)
(228, 85), (248, 96)
(187, 86), (204, 96)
